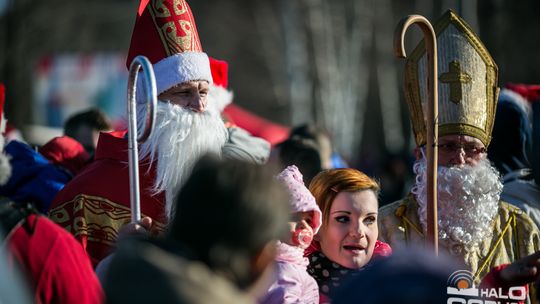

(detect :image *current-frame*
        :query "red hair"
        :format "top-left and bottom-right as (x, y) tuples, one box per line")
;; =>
(308, 168), (379, 226)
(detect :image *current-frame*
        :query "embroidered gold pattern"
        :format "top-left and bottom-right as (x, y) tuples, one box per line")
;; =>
(148, 0), (197, 57)
(439, 61), (472, 104)
(161, 21), (192, 53)
(153, 0), (171, 17)
(172, 0), (187, 15)
(49, 194), (166, 246)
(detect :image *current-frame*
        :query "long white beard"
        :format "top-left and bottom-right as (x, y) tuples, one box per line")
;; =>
(412, 155), (503, 251)
(138, 101), (228, 219)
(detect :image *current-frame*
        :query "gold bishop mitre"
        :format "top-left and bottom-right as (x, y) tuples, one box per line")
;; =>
(404, 10), (499, 147)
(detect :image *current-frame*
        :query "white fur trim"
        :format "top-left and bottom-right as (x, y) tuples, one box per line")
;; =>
(209, 85), (233, 113)
(153, 52), (212, 94)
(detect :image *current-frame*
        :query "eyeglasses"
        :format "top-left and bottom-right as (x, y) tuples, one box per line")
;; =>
(436, 143), (486, 156)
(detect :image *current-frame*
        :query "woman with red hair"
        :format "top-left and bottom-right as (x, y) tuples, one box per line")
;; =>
(307, 168), (392, 303)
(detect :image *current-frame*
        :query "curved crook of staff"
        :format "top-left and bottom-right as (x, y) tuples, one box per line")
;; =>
(394, 15), (439, 254)
(127, 55), (157, 223)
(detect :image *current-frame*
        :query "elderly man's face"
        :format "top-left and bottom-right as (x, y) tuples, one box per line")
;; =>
(158, 80), (210, 112)
(436, 135), (486, 167)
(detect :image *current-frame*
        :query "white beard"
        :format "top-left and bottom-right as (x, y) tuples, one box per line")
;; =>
(0, 134), (11, 186)
(208, 84), (233, 113)
(412, 155), (503, 251)
(0, 153), (11, 186)
(138, 101), (228, 219)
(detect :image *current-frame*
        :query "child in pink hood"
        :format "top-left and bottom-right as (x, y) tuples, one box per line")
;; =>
(260, 165), (322, 304)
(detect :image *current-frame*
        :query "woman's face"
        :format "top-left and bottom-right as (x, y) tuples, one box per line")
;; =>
(318, 190), (378, 269)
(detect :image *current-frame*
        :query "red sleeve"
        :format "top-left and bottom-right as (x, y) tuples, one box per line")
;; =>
(8, 215), (104, 304)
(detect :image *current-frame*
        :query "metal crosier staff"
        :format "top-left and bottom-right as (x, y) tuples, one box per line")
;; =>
(394, 15), (439, 254)
(127, 55), (157, 223)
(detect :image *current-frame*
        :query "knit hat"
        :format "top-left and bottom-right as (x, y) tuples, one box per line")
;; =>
(126, 0), (212, 96)
(488, 88), (532, 175)
(505, 83), (540, 102)
(39, 136), (91, 176)
(277, 165), (322, 234)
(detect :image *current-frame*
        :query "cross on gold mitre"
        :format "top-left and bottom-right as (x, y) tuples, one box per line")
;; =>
(439, 61), (472, 104)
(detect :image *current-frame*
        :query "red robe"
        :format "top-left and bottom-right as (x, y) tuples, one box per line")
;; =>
(6, 214), (103, 304)
(48, 131), (167, 266)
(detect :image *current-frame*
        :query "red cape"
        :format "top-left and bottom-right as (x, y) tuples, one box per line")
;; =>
(48, 131), (167, 266)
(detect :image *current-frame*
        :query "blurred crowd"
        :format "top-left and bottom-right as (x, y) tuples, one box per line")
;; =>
(2, 1), (540, 304)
